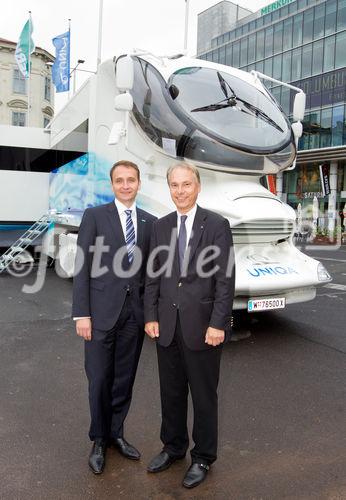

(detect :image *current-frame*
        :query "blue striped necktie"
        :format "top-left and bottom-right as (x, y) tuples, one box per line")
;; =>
(125, 209), (136, 263)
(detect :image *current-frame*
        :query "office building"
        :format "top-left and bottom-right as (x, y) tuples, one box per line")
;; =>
(197, 0), (346, 225)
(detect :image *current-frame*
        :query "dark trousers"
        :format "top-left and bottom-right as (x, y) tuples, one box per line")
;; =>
(156, 317), (222, 465)
(85, 295), (144, 441)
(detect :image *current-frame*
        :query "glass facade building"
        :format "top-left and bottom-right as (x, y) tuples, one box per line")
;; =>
(197, 0), (346, 220)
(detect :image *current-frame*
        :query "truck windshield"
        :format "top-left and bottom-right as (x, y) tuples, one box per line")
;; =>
(130, 57), (295, 172)
(169, 66), (291, 154)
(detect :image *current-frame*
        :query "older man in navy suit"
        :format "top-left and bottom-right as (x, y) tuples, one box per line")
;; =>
(145, 162), (235, 489)
(72, 160), (156, 474)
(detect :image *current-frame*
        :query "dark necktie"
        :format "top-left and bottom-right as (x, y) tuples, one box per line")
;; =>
(178, 215), (187, 271)
(125, 209), (135, 263)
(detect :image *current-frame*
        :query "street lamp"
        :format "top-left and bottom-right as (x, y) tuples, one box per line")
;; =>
(70, 59), (85, 94)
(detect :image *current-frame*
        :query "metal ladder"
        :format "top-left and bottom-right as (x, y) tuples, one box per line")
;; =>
(0, 214), (54, 274)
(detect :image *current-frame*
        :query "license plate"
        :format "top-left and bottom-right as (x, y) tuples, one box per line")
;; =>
(248, 297), (286, 312)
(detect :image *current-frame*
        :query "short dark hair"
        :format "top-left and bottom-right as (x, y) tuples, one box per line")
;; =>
(110, 160), (140, 181)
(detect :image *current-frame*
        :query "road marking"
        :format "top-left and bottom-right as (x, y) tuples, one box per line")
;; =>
(323, 283), (346, 291)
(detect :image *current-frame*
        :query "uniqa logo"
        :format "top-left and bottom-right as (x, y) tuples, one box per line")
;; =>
(247, 266), (299, 277)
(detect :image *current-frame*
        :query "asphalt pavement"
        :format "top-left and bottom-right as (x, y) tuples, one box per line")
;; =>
(0, 246), (345, 499)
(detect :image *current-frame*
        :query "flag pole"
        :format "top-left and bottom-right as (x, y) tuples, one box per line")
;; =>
(27, 11), (32, 127)
(184, 0), (190, 52)
(68, 19), (72, 100)
(97, 0), (103, 68)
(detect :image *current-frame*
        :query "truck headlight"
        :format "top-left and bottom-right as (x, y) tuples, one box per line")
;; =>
(317, 262), (331, 282)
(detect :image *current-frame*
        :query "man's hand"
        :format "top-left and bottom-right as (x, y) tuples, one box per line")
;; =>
(145, 321), (160, 339)
(76, 318), (92, 341)
(205, 326), (224, 346)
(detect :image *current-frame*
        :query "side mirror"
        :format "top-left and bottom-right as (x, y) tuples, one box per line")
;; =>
(291, 121), (303, 141)
(114, 93), (133, 111)
(293, 92), (306, 122)
(116, 55), (134, 91)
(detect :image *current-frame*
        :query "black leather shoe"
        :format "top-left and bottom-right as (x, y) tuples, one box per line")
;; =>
(111, 437), (141, 460)
(147, 451), (185, 473)
(183, 462), (209, 488)
(88, 439), (107, 474)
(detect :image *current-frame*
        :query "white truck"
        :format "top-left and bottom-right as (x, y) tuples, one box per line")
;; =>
(47, 52), (331, 312)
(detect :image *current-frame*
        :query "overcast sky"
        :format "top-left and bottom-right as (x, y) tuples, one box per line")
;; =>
(1, 0), (270, 111)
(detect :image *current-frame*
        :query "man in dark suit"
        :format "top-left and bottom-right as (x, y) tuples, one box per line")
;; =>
(144, 162), (235, 489)
(72, 160), (156, 474)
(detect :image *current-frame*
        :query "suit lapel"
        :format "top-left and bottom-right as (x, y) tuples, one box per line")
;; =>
(186, 205), (207, 266)
(136, 207), (146, 251)
(106, 202), (126, 247)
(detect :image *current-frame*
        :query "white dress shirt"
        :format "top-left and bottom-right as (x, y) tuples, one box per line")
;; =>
(176, 204), (197, 251)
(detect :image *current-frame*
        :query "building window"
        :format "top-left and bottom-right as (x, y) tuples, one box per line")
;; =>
(273, 54), (282, 80)
(256, 30), (265, 61)
(309, 110), (321, 149)
(332, 105), (344, 146)
(272, 9), (280, 22)
(314, 3), (325, 39)
(271, 86), (281, 106)
(273, 22), (283, 55)
(301, 44), (312, 79)
(283, 17), (293, 51)
(265, 26), (274, 58)
(43, 116), (50, 128)
(264, 57), (273, 77)
(320, 108), (332, 148)
(218, 46), (226, 65)
(288, 2), (297, 15)
(225, 44), (232, 65)
(302, 8), (314, 44)
(263, 13), (272, 25)
(338, 0), (346, 31)
(325, 0), (337, 36)
(280, 5), (289, 18)
(312, 40), (323, 76)
(298, 0), (307, 10)
(323, 36), (335, 73)
(282, 51), (291, 82)
(255, 60), (264, 74)
(293, 13), (303, 48)
(12, 111), (26, 127)
(44, 76), (51, 101)
(281, 87), (290, 115)
(256, 17), (264, 29)
(248, 33), (256, 64)
(232, 41), (240, 67)
(335, 31), (346, 69)
(13, 68), (27, 94)
(240, 38), (248, 67)
(291, 47), (302, 81)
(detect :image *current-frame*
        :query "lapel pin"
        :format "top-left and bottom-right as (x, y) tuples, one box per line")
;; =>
(141, 219), (146, 222)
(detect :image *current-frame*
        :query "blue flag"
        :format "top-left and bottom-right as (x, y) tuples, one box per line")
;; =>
(15, 19), (35, 78)
(52, 31), (70, 92)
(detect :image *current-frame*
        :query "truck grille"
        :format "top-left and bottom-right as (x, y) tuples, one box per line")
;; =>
(231, 219), (294, 243)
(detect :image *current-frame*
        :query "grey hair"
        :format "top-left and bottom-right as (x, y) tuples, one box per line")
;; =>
(166, 162), (201, 184)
